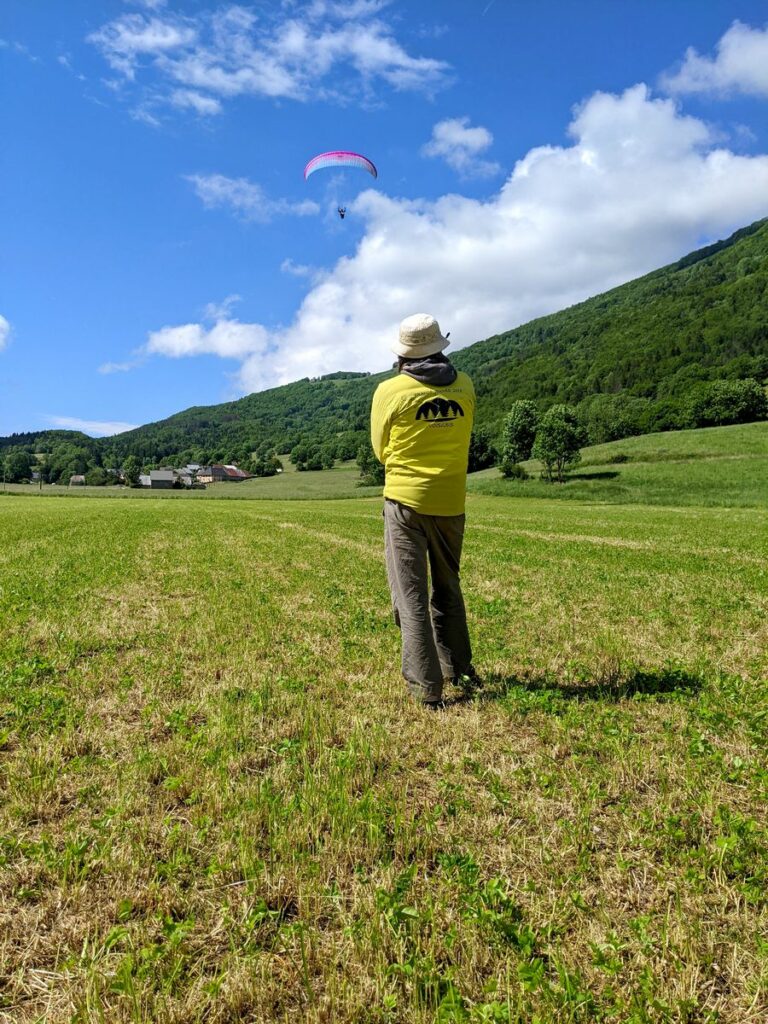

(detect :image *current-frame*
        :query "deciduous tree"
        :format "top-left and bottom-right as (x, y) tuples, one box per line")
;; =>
(532, 404), (586, 482)
(500, 401), (538, 476)
(122, 454), (142, 487)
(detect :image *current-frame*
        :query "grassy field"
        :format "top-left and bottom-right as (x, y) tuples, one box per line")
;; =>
(1, 492), (766, 1023)
(575, 422), (768, 463)
(468, 421), (768, 508)
(2, 459), (382, 502)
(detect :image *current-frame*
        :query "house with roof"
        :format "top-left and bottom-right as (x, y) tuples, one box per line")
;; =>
(197, 464), (251, 484)
(223, 464), (251, 481)
(148, 469), (176, 489)
(174, 468), (193, 487)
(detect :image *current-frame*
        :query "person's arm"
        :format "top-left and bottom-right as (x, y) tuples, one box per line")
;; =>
(370, 386), (391, 464)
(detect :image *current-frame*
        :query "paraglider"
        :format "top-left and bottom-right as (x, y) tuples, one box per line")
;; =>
(304, 151), (377, 221)
(303, 151), (377, 181)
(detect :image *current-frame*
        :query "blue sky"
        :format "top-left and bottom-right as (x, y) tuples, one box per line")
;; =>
(2, 1), (767, 437)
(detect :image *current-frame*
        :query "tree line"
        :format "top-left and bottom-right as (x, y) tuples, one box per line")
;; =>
(2, 376), (766, 486)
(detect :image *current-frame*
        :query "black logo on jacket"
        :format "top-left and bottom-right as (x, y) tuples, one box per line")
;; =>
(415, 398), (464, 421)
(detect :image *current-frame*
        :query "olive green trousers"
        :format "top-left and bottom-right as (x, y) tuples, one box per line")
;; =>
(383, 499), (473, 703)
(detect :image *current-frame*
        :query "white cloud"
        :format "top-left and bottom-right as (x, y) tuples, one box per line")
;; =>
(146, 319), (269, 360)
(58, 52), (88, 81)
(130, 105), (163, 127)
(662, 21), (768, 98)
(187, 173), (319, 222)
(0, 315), (10, 350)
(48, 416), (139, 436)
(422, 116), (501, 177)
(281, 258), (315, 278)
(203, 294), (241, 320)
(125, 0), (168, 9)
(306, 1), (389, 20)
(87, 13), (197, 79)
(2, 40), (41, 63)
(88, 3), (449, 113)
(116, 84), (768, 396)
(98, 356), (145, 374)
(169, 88), (222, 115)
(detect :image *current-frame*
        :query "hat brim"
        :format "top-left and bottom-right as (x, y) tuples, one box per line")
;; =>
(391, 335), (450, 358)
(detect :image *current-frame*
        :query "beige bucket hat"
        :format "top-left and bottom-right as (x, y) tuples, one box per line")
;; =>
(392, 313), (450, 358)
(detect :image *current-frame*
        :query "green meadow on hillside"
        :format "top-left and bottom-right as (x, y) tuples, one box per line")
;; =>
(467, 421), (768, 508)
(576, 421), (768, 463)
(0, 492), (766, 1023)
(5, 421), (766, 507)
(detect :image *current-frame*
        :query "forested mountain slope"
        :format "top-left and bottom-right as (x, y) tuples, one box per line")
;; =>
(456, 217), (768, 436)
(3, 218), (767, 468)
(102, 371), (386, 464)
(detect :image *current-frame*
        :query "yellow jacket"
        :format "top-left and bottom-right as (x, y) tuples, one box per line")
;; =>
(371, 368), (475, 515)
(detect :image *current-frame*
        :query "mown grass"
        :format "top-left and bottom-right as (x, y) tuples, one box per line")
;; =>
(1, 493), (766, 1023)
(468, 421), (768, 508)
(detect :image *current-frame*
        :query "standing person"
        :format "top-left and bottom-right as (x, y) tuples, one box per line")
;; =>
(371, 313), (478, 709)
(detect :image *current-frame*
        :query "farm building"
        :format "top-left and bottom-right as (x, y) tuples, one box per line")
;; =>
(222, 464), (251, 481)
(148, 470), (176, 489)
(197, 464), (251, 484)
(69, 475), (86, 486)
(138, 468), (204, 488)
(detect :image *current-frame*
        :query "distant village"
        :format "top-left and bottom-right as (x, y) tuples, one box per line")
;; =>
(67, 463), (265, 489)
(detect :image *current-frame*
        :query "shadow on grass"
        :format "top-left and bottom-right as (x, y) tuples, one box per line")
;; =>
(472, 665), (703, 707)
(568, 470), (621, 481)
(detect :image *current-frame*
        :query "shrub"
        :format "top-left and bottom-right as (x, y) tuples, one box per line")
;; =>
(356, 441), (385, 486)
(292, 443), (325, 471)
(578, 394), (649, 445)
(289, 444), (309, 466)
(2, 449), (33, 483)
(468, 428), (496, 473)
(84, 467), (110, 487)
(686, 378), (767, 428)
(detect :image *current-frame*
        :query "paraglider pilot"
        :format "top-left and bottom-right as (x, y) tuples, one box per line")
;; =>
(338, 206), (346, 220)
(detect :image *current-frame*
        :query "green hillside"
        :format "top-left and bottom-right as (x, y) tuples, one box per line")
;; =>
(467, 420), (768, 507)
(102, 216), (768, 464)
(0, 428), (96, 452)
(459, 218), (768, 438)
(2, 219), (767, 472)
(102, 370), (386, 465)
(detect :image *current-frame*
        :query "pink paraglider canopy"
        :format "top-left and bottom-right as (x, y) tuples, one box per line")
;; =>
(304, 151), (378, 180)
